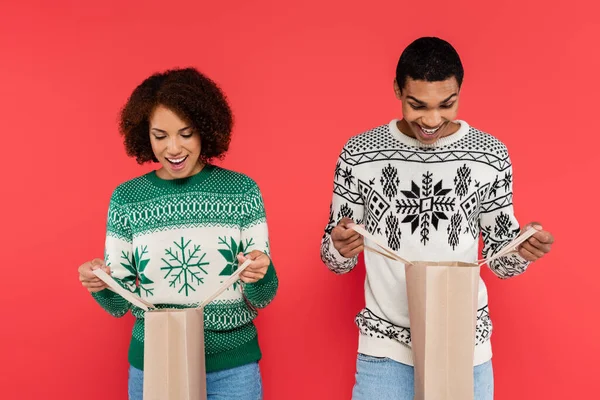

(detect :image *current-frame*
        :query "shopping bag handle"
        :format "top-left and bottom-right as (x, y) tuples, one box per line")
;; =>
(92, 268), (155, 311)
(197, 259), (252, 309)
(92, 258), (254, 311)
(350, 223), (539, 267)
(349, 224), (414, 266)
(476, 226), (538, 267)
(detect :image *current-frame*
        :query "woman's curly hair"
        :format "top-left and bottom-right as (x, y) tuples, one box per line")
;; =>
(119, 67), (233, 164)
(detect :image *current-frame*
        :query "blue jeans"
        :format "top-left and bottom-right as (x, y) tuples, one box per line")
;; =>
(352, 354), (494, 400)
(128, 362), (262, 400)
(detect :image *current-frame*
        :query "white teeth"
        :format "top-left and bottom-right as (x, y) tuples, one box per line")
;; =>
(167, 157), (186, 164)
(421, 126), (441, 134)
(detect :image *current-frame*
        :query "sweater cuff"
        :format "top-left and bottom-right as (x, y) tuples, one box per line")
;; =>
(242, 261), (278, 308)
(246, 260), (276, 288)
(91, 288), (116, 301)
(328, 235), (357, 264)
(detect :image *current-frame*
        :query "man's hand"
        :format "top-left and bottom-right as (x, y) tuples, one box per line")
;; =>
(518, 223), (554, 262)
(331, 217), (364, 258)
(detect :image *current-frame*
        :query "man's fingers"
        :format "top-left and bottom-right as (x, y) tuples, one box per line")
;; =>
(332, 217), (359, 239)
(527, 236), (552, 253)
(340, 243), (364, 258)
(332, 226), (360, 241)
(519, 246), (539, 261)
(344, 235), (364, 250)
(533, 231), (554, 245)
(520, 242), (545, 259)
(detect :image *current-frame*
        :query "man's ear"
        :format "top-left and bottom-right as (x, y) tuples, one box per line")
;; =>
(393, 78), (402, 100)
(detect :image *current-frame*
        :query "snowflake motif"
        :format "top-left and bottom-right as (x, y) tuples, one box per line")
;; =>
(380, 164), (400, 201)
(481, 218), (520, 260)
(454, 164), (472, 200)
(494, 212), (512, 238)
(218, 237), (255, 291)
(338, 203), (354, 221)
(448, 213), (463, 250)
(335, 161), (356, 188)
(117, 248), (151, 297)
(118, 251), (137, 287)
(395, 171), (455, 245)
(161, 237), (209, 296)
(134, 246), (153, 296)
(385, 214), (401, 251)
(384, 327), (400, 340)
(104, 253), (132, 293)
(488, 171), (512, 198)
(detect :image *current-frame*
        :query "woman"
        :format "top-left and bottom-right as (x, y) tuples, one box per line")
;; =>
(77, 68), (277, 400)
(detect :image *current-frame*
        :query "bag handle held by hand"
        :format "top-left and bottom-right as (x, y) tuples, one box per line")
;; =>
(350, 224), (414, 265)
(93, 258), (253, 311)
(476, 226), (539, 267)
(197, 258), (252, 309)
(351, 224), (539, 267)
(92, 268), (155, 311)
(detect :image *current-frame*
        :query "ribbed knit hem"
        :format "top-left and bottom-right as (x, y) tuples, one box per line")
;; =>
(358, 334), (492, 367)
(128, 336), (144, 370)
(127, 331), (262, 373)
(206, 335), (262, 372)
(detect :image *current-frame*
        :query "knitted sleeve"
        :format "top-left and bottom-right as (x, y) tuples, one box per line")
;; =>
(320, 143), (365, 274)
(479, 151), (531, 279)
(239, 181), (278, 309)
(91, 187), (137, 317)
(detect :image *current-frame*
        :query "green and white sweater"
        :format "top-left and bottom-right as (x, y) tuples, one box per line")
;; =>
(92, 165), (278, 372)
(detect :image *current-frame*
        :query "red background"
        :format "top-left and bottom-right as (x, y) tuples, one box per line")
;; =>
(1, 1), (598, 399)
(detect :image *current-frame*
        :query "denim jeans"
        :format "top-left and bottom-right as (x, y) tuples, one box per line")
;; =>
(128, 362), (262, 400)
(351, 353), (494, 400)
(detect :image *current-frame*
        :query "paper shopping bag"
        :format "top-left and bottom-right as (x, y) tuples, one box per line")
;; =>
(143, 308), (206, 400)
(351, 224), (537, 400)
(405, 260), (479, 400)
(94, 259), (252, 400)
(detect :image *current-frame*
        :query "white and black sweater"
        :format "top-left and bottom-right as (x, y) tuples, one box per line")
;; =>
(320, 120), (530, 366)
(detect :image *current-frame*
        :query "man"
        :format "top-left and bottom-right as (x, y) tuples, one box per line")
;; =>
(320, 37), (554, 399)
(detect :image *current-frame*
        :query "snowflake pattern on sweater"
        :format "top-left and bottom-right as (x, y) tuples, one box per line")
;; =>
(92, 165), (278, 372)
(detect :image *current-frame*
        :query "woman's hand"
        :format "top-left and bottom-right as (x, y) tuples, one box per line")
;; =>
(78, 258), (111, 293)
(237, 251), (270, 283)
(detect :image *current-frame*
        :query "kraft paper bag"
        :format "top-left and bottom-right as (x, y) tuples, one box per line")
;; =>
(94, 259), (252, 400)
(351, 224), (537, 400)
